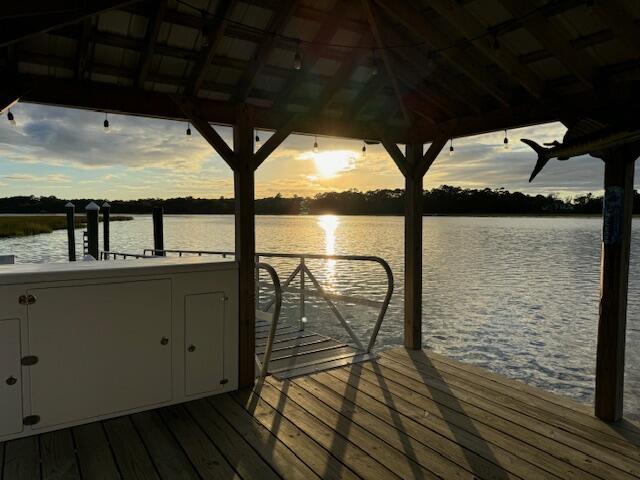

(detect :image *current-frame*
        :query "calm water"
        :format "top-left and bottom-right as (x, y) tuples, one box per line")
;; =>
(1, 214), (639, 419)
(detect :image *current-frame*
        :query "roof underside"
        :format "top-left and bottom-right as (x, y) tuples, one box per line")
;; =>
(1, 0), (640, 143)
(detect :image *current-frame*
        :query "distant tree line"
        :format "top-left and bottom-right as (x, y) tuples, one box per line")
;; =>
(0, 186), (638, 216)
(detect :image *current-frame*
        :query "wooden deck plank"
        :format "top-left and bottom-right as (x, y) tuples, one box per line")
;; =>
(3, 436), (40, 480)
(277, 375), (507, 480)
(103, 417), (159, 480)
(381, 350), (640, 461)
(257, 339), (347, 361)
(232, 387), (361, 480)
(185, 399), (280, 480)
(261, 379), (444, 478)
(130, 410), (199, 480)
(207, 394), (320, 480)
(388, 349), (640, 445)
(343, 361), (640, 479)
(256, 335), (334, 354)
(158, 405), (241, 480)
(256, 331), (319, 347)
(72, 422), (121, 480)
(39, 429), (81, 480)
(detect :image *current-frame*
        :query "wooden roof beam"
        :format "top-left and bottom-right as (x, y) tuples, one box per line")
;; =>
(0, 0), (139, 48)
(137, 0), (168, 89)
(499, 0), (594, 90)
(424, 0), (544, 98)
(75, 19), (92, 80)
(592, 0), (640, 54)
(231, 0), (295, 103)
(253, 115), (299, 168)
(372, 0), (510, 107)
(361, 0), (412, 124)
(172, 95), (235, 168)
(271, 0), (352, 109)
(186, 0), (235, 96)
(344, 74), (387, 120)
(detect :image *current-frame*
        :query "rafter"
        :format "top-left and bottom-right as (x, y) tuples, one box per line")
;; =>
(270, 0), (351, 109)
(361, 0), (412, 124)
(75, 19), (92, 80)
(592, 0), (640, 54)
(344, 74), (387, 120)
(372, 0), (510, 107)
(426, 0), (544, 98)
(231, 0), (295, 103)
(137, 0), (168, 89)
(0, 0), (137, 48)
(171, 95), (235, 168)
(499, 0), (593, 90)
(186, 0), (234, 96)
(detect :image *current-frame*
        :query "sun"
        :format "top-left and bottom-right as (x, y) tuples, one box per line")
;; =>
(311, 150), (357, 178)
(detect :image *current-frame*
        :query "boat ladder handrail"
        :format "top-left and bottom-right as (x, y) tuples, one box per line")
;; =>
(254, 262), (282, 380)
(143, 248), (394, 353)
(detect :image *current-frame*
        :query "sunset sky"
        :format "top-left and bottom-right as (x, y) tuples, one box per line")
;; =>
(0, 103), (637, 200)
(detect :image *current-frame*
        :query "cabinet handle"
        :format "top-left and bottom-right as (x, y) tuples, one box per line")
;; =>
(5, 376), (17, 386)
(188, 345), (196, 353)
(160, 337), (169, 346)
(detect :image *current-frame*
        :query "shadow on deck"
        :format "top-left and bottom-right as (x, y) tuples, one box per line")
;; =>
(2, 348), (640, 479)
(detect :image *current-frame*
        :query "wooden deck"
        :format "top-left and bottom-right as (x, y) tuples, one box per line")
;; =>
(2, 347), (640, 479)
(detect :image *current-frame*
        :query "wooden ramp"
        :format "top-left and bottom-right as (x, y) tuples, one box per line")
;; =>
(255, 317), (376, 379)
(3, 348), (640, 479)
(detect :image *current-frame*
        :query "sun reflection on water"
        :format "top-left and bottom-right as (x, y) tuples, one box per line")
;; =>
(318, 215), (339, 286)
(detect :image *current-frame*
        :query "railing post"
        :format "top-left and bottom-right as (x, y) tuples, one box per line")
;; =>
(595, 148), (637, 421)
(65, 202), (76, 262)
(85, 201), (100, 260)
(153, 206), (165, 256)
(255, 254), (260, 307)
(102, 201), (111, 254)
(299, 257), (306, 330)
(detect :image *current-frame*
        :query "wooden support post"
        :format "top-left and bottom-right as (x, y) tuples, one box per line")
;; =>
(404, 142), (423, 350)
(65, 202), (76, 262)
(153, 206), (165, 256)
(85, 201), (100, 260)
(234, 106), (256, 388)
(102, 202), (111, 254)
(595, 147), (638, 421)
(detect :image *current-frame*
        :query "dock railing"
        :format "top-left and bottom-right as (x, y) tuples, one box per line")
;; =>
(142, 248), (394, 353)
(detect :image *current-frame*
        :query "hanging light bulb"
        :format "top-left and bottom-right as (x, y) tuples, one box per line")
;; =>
(255, 133), (261, 149)
(103, 113), (110, 133)
(7, 109), (16, 127)
(186, 123), (192, 141)
(313, 136), (319, 153)
(449, 138), (454, 157)
(503, 129), (510, 150)
(370, 50), (379, 77)
(361, 142), (367, 158)
(293, 39), (303, 70)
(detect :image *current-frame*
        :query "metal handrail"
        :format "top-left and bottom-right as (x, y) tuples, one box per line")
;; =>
(144, 248), (394, 353)
(254, 262), (282, 380)
(100, 251), (158, 260)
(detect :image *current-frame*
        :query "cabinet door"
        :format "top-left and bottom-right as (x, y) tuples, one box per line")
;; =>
(0, 319), (22, 437)
(185, 292), (225, 395)
(27, 279), (172, 429)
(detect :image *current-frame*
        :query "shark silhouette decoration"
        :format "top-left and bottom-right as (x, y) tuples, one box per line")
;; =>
(521, 119), (640, 182)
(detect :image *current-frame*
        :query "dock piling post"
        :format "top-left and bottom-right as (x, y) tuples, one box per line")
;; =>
(595, 147), (638, 421)
(102, 202), (111, 254)
(65, 202), (76, 261)
(153, 206), (165, 256)
(85, 201), (100, 260)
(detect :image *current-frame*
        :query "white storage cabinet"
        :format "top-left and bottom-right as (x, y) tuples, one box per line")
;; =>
(0, 257), (238, 441)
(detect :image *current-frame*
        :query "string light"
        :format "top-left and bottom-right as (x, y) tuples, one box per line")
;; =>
(370, 50), (379, 76)
(255, 133), (261, 149)
(449, 138), (454, 157)
(103, 113), (110, 133)
(361, 142), (367, 157)
(7, 109), (16, 127)
(186, 123), (192, 141)
(293, 39), (303, 70)
(313, 136), (319, 153)
(503, 129), (510, 150)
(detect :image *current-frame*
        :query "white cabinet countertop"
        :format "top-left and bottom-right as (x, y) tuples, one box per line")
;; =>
(0, 257), (237, 285)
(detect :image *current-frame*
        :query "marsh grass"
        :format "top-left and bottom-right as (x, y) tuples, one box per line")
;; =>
(0, 215), (132, 238)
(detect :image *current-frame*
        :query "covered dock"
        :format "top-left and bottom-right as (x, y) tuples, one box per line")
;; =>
(1, 0), (640, 476)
